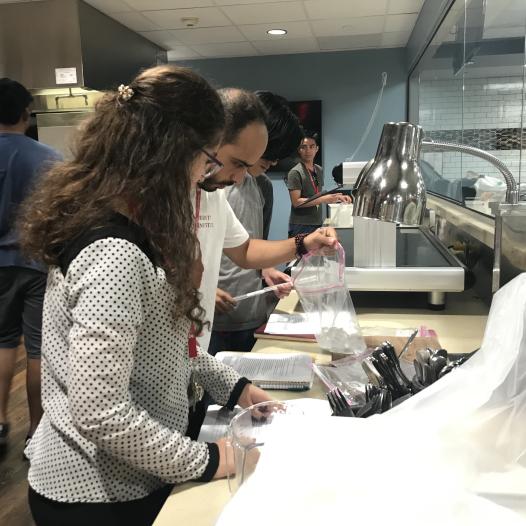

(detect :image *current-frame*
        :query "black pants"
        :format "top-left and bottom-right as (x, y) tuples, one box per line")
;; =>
(0, 266), (46, 357)
(208, 329), (256, 356)
(28, 485), (173, 526)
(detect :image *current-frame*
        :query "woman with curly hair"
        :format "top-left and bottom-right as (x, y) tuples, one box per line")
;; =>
(18, 65), (270, 526)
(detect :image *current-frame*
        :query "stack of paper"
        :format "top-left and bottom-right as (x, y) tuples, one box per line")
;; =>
(216, 352), (313, 391)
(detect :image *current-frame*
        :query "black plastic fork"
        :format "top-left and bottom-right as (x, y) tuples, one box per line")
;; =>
(327, 388), (355, 417)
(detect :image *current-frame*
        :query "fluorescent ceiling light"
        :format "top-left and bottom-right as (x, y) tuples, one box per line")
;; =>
(267, 29), (287, 36)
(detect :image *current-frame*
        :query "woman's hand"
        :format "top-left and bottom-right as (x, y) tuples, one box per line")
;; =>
(237, 383), (273, 409)
(213, 436), (260, 480)
(213, 384), (272, 480)
(213, 437), (235, 479)
(262, 268), (293, 299)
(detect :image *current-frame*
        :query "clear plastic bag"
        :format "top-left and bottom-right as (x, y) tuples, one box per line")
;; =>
(293, 243), (366, 356)
(311, 361), (368, 405)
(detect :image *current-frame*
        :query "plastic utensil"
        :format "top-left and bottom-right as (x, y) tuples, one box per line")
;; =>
(397, 329), (419, 359)
(327, 388), (355, 417)
(232, 284), (284, 302)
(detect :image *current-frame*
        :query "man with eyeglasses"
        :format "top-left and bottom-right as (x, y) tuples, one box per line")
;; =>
(187, 89), (337, 439)
(209, 91), (304, 356)
(195, 89), (336, 355)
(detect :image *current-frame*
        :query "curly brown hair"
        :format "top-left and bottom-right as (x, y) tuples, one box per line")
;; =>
(19, 65), (225, 334)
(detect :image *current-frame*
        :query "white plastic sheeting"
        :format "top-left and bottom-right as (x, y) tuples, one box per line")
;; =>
(217, 273), (526, 525)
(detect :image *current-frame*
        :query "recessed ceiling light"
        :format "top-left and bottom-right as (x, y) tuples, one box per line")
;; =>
(267, 29), (287, 36)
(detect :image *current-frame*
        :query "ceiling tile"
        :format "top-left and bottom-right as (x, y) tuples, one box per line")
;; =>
(172, 25), (246, 44)
(143, 7), (231, 29)
(304, 0), (388, 20)
(238, 20), (313, 40)
(83, 0), (133, 13)
(311, 15), (384, 37)
(220, 1), (305, 25)
(252, 36), (319, 54)
(385, 13), (418, 33)
(381, 30), (411, 47)
(191, 41), (257, 57)
(317, 33), (382, 51)
(167, 46), (203, 60)
(126, 0), (213, 9)
(110, 11), (161, 31)
(386, 0), (424, 15)
(138, 30), (182, 46)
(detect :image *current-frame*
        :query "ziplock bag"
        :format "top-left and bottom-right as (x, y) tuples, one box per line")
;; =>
(293, 242), (366, 356)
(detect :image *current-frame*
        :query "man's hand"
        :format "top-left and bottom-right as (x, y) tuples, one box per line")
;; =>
(262, 268), (293, 299)
(215, 288), (236, 314)
(303, 227), (338, 255)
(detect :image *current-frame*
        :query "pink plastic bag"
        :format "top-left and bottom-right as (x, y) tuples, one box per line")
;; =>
(293, 243), (366, 356)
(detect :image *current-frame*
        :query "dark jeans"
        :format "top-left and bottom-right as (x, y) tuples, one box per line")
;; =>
(208, 329), (257, 356)
(288, 224), (320, 238)
(28, 485), (173, 526)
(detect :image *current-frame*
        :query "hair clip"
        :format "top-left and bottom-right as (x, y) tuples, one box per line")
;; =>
(117, 84), (134, 102)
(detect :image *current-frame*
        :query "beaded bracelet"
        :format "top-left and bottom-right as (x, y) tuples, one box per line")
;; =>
(294, 233), (309, 258)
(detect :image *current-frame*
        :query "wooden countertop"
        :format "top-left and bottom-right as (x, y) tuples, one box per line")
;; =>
(154, 290), (489, 526)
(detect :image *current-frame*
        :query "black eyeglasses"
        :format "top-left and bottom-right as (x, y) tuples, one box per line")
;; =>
(201, 148), (224, 178)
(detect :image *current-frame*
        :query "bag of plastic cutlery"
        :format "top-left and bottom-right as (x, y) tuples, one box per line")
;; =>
(293, 242), (366, 357)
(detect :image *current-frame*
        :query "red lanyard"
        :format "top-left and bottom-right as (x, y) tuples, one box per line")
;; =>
(305, 165), (319, 194)
(188, 189), (201, 359)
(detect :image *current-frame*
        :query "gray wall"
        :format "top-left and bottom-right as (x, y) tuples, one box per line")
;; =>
(79, 1), (166, 90)
(182, 47), (408, 240)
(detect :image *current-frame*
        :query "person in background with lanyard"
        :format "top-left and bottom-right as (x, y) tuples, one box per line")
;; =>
(286, 132), (351, 237)
(18, 65), (272, 526)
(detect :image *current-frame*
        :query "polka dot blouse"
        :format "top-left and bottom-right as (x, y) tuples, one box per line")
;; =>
(27, 236), (245, 503)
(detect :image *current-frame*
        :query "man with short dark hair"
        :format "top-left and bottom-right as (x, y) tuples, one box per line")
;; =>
(195, 89), (335, 356)
(0, 78), (62, 455)
(210, 91), (304, 355)
(286, 132), (351, 237)
(186, 89), (336, 439)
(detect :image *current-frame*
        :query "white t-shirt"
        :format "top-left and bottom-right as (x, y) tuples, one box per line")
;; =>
(194, 188), (249, 352)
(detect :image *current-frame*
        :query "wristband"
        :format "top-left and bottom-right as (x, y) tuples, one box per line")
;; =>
(294, 233), (309, 258)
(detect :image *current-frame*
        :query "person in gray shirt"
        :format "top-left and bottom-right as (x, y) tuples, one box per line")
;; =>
(210, 91), (304, 355)
(286, 132), (351, 237)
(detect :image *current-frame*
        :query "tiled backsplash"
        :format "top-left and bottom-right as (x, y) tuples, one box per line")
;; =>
(418, 76), (525, 183)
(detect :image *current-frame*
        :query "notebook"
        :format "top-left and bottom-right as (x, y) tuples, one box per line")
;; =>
(216, 352), (314, 391)
(254, 312), (318, 342)
(254, 324), (316, 343)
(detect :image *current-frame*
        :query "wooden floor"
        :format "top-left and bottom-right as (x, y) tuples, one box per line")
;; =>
(0, 345), (35, 526)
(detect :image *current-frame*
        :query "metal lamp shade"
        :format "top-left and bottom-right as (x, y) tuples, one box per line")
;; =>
(353, 122), (426, 225)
